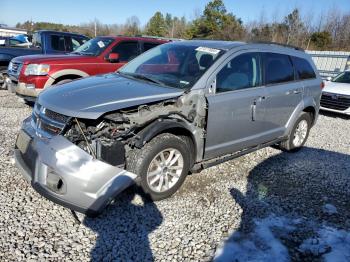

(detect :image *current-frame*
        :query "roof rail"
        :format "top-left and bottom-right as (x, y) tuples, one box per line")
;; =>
(248, 41), (304, 52)
(135, 35), (184, 41)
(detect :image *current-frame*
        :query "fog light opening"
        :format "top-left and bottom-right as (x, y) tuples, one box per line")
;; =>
(46, 172), (66, 194)
(57, 179), (63, 191)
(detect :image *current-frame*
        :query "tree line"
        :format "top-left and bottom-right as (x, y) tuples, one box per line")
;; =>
(16, 0), (350, 51)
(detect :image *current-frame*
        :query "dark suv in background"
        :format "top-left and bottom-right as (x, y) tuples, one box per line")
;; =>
(1, 30), (89, 90)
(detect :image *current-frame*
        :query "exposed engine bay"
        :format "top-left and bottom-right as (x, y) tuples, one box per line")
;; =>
(63, 92), (207, 167)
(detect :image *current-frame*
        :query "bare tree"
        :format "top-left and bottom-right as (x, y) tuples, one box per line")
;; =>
(123, 16), (141, 36)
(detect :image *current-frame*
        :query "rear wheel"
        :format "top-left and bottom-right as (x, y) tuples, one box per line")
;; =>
(278, 112), (312, 152)
(127, 133), (191, 200)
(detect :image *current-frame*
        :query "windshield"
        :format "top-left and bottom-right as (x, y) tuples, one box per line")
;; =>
(332, 71), (350, 84)
(119, 43), (224, 89)
(72, 37), (114, 56)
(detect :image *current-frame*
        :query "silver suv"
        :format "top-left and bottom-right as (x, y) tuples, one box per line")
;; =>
(15, 40), (322, 216)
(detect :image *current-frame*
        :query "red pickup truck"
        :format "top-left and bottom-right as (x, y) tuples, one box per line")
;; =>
(8, 36), (169, 101)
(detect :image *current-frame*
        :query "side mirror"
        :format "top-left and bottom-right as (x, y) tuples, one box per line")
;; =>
(326, 76), (332, 81)
(108, 53), (120, 63)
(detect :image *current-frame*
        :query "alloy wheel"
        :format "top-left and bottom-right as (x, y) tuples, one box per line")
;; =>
(146, 148), (184, 193)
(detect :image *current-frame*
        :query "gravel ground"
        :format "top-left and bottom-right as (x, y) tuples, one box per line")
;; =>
(0, 90), (349, 261)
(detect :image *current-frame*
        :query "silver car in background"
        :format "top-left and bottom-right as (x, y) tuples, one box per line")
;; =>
(14, 41), (322, 216)
(321, 71), (350, 115)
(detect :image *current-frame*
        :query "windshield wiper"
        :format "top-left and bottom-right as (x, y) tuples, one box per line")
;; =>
(120, 72), (166, 86)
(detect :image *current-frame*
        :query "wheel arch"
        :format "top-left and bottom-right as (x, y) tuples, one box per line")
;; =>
(303, 106), (317, 125)
(52, 74), (82, 85)
(285, 97), (319, 136)
(44, 69), (89, 88)
(134, 119), (197, 166)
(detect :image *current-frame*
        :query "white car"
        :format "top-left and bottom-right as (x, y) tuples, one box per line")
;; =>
(321, 71), (350, 115)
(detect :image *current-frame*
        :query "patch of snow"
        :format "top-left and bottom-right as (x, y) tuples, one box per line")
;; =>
(215, 214), (350, 262)
(214, 215), (298, 262)
(300, 226), (350, 262)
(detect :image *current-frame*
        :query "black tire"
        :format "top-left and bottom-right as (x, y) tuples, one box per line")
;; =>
(127, 133), (191, 201)
(54, 79), (74, 85)
(0, 67), (8, 90)
(279, 112), (312, 152)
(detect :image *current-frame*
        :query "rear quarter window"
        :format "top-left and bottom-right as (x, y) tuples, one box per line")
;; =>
(291, 56), (316, 80)
(265, 53), (294, 85)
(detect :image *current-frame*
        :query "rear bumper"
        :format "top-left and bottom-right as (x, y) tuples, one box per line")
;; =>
(14, 118), (137, 216)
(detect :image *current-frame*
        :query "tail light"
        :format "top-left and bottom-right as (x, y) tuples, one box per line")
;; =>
(320, 81), (325, 89)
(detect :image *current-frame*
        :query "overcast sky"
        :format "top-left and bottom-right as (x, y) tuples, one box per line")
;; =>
(1, 0), (349, 27)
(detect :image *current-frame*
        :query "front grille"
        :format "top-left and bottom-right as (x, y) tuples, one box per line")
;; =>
(321, 93), (350, 111)
(45, 109), (70, 123)
(32, 103), (69, 137)
(8, 62), (23, 76)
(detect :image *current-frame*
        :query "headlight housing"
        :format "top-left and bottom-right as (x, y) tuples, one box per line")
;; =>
(24, 64), (50, 76)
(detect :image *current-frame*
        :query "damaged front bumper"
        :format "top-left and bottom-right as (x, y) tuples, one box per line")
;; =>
(14, 118), (137, 216)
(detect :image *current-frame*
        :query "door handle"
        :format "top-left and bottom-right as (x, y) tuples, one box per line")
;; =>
(258, 96), (266, 101)
(286, 89), (302, 95)
(251, 100), (257, 121)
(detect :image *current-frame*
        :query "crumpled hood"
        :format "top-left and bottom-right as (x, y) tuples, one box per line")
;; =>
(323, 81), (350, 96)
(38, 73), (183, 119)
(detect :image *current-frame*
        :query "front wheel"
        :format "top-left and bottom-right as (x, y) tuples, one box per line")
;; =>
(127, 133), (191, 200)
(54, 79), (74, 85)
(0, 67), (9, 90)
(278, 112), (312, 152)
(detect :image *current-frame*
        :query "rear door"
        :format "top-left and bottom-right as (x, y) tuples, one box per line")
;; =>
(98, 41), (140, 74)
(204, 51), (269, 159)
(262, 52), (303, 138)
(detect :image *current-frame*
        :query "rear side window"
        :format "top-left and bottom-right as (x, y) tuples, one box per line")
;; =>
(143, 42), (160, 52)
(51, 35), (66, 51)
(291, 56), (316, 80)
(216, 52), (262, 93)
(111, 41), (139, 62)
(265, 53), (294, 85)
(32, 33), (42, 48)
